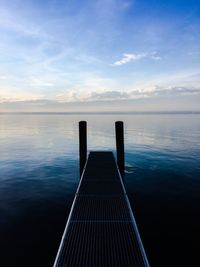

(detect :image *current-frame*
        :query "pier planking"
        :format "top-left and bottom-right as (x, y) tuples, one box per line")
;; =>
(54, 151), (150, 267)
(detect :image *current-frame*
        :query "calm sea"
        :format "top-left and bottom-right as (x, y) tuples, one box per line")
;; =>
(0, 114), (200, 267)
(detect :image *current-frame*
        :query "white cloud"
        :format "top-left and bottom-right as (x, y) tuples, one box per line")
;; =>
(112, 52), (161, 66)
(1, 84), (200, 109)
(112, 53), (146, 66)
(55, 85), (200, 103)
(90, 90), (129, 100)
(56, 90), (129, 102)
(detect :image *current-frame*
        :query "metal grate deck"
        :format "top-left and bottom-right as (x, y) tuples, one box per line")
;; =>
(71, 196), (131, 221)
(54, 152), (150, 267)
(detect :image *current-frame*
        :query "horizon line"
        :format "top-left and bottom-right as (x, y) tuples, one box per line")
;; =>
(1, 111), (200, 115)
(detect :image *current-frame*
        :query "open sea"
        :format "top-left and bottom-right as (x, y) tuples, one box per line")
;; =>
(0, 113), (200, 267)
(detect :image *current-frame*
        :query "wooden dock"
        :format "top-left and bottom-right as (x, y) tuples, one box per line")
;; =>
(54, 150), (150, 266)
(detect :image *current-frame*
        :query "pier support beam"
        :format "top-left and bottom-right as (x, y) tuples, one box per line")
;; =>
(115, 121), (125, 179)
(79, 121), (87, 177)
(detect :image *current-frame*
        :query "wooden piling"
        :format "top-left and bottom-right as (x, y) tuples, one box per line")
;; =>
(115, 121), (125, 178)
(79, 121), (87, 177)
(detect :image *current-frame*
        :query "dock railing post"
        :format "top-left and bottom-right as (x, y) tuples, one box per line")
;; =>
(115, 121), (125, 179)
(79, 121), (87, 178)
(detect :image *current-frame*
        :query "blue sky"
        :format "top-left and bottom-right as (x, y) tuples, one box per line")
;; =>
(0, 0), (200, 112)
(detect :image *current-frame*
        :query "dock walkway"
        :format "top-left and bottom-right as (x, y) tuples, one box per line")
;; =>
(54, 151), (150, 267)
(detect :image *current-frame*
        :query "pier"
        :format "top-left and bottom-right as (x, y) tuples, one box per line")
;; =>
(54, 121), (150, 267)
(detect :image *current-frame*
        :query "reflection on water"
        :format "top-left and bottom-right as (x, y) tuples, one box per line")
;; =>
(0, 114), (200, 266)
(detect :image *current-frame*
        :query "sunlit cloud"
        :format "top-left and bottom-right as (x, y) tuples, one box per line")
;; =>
(1, 85), (199, 105)
(112, 52), (161, 66)
(112, 53), (147, 66)
(55, 85), (200, 103)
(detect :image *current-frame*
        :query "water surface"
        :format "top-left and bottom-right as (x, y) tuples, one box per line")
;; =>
(0, 114), (200, 266)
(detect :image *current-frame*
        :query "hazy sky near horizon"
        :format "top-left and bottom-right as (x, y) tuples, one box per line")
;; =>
(0, 0), (200, 111)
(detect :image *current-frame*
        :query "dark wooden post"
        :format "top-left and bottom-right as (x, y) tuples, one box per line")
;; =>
(79, 121), (87, 178)
(115, 121), (125, 179)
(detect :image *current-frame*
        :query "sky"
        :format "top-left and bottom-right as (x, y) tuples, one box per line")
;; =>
(0, 0), (200, 112)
